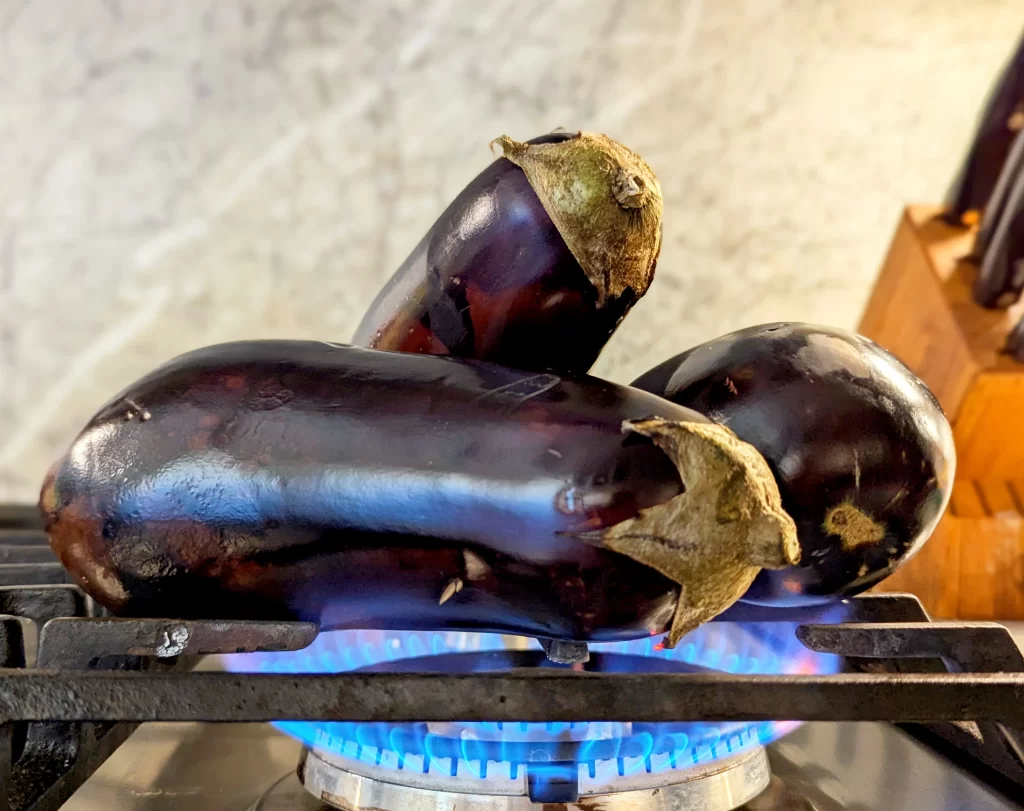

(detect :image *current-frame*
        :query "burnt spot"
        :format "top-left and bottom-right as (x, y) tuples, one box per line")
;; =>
(421, 271), (476, 357)
(252, 378), (297, 411)
(47, 496), (129, 611)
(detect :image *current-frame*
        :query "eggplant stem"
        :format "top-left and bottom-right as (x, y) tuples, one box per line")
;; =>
(591, 419), (799, 647)
(490, 134), (527, 160)
(488, 132), (663, 305)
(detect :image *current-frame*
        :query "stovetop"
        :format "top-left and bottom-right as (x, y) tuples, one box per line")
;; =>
(3, 505), (1024, 810)
(54, 720), (1022, 810)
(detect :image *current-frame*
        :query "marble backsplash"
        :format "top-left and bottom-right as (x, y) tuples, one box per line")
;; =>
(1, 0), (1020, 502)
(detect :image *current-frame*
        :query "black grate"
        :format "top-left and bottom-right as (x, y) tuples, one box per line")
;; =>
(0, 507), (1023, 809)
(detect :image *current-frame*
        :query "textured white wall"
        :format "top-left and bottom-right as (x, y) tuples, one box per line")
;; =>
(0, 0), (1020, 501)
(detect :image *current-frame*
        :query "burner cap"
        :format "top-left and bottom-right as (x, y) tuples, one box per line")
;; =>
(298, 744), (770, 810)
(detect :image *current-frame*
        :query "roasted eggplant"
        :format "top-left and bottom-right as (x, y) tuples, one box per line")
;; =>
(41, 341), (796, 644)
(354, 132), (663, 374)
(632, 323), (956, 606)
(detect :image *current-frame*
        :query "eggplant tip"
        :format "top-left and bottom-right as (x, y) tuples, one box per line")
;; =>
(540, 638), (591, 664)
(490, 133), (528, 159)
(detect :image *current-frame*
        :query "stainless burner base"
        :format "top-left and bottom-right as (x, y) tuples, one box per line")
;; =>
(299, 745), (770, 810)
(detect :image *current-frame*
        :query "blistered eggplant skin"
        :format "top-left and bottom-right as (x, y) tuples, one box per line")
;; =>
(632, 324), (956, 606)
(353, 133), (639, 373)
(41, 341), (711, 640)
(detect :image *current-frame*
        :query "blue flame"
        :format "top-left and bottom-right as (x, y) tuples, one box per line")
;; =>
(223, 615), (842, 789)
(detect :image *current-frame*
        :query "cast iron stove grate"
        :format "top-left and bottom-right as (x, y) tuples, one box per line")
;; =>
(0, 504), (1023, 809)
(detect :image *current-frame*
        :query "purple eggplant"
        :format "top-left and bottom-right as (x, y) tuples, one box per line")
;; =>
(354, 132), (663, 374)
(41, 341), (796, 644)
(632, 324), (956, 606)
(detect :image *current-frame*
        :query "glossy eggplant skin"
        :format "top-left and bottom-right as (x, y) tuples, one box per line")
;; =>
(41, 341), (711, 641)
(353, 133), (640, 373)
(632, 324), (955, 606)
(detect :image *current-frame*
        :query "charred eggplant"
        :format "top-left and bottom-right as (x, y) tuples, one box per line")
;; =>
(632, 323), (955, 606)
(354, 132), (663, 374)
(42, 341), (796, 644)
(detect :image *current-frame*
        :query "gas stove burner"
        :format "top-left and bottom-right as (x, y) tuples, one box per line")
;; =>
(300, 744), (770, 810)
(291, 649), (779, 804)
(226, 620), (842, 808)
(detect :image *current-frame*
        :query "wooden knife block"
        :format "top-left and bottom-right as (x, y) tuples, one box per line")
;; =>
(859, 206), (1024, 618)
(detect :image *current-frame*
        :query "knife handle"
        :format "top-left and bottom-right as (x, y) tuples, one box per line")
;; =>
(1004, 313), (1024, 361)
(945, 28), (1024, 226)
(974, 128), (1024, 260)
(974, 145), (1024, 309)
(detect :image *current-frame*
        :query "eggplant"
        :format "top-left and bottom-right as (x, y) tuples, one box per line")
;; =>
(353, 132), (663, 374)
(41, 341), (796, 645)
(632, 324), (956, 606)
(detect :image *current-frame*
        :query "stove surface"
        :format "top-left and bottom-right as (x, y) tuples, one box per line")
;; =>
(60, 721), (1022, 810)
(3, 507), (1023, 810)
(52, 623), (1024, 810)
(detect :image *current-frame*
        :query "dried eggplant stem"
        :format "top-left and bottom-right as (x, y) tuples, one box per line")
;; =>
(492, 132), (663, 304)
(578, 419), (799, 647)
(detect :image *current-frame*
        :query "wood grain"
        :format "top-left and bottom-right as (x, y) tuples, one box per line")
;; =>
(858, 208), (978, 417)
(871, 515), (961, 618)
(859, 207), (1024, 479)
(975, 479), (1019, 516)
(953, 373), (1024, 480)
(861, 208), (1024, 617)
(949, 479), (986, 518)
(957, 513), (1024, 620)
(874, 478), (1024, 619)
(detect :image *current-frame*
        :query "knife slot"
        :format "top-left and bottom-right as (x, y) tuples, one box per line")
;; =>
(975, 480), (1019, 517)
(951, 482), (987, 519)
(975, 161), (1024, 308)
